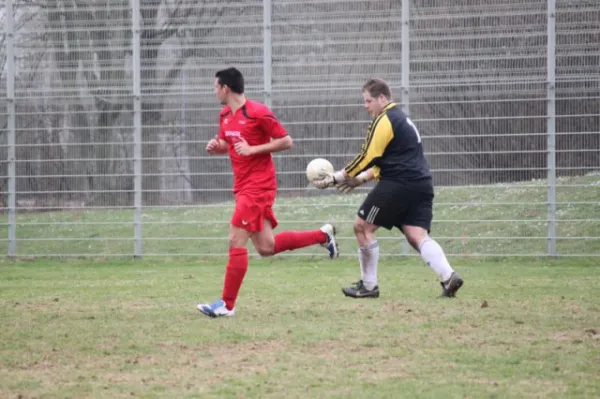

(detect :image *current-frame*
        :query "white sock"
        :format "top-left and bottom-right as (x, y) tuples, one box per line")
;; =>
(419, 238), (454, 282)
(357, 248), (365, 281)
(359, 241), (379, 290)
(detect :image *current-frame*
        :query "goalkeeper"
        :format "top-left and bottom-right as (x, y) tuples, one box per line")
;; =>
(313, 78), (464, 299)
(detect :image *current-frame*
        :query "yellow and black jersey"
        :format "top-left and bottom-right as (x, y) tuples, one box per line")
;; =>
(344, 102), (432, 188)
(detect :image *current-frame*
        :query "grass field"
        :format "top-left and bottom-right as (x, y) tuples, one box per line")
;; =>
(1, 257), (599, 398)
(1, 174), (599, 397)
(3, 173), (600, 257)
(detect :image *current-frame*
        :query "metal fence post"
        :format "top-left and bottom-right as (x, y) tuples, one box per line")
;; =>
(401, 0), (410, 116)
(263, 0), (272, 107)
(132, 0), (143, 258)
(6, 0), (16, 257)
(401, 0), (410, 255)
(547, 0), (557, 256)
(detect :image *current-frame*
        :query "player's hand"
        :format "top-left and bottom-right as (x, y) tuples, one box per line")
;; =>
(233, 138), (255, 157)
(312, 172), (335, 189)
(335, 180), (357, 194)
(206, 136), (221, 154)
(335, 172), (369, 194)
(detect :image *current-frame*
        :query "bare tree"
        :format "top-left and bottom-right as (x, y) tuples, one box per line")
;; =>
(13, 0), (230, 205)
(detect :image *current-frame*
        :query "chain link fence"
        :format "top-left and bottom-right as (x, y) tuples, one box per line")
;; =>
(1, 0), (598, 258)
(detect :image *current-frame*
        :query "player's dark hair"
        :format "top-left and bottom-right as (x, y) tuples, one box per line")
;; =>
(362, 78), (392, 100)
(215, 67), (244, 94)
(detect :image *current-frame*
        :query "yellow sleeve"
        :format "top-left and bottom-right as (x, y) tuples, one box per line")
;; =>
(371, 166), (381, 180)
(344, 114), (394, 177)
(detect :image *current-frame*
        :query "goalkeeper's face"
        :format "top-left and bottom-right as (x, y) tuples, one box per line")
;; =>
(362, 92), (388, 118)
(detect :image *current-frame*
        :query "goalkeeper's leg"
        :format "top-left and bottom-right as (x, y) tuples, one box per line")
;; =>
(346, 215), (380, 293)
(343, 182), (401, 298)
(402, 194), (463, 298)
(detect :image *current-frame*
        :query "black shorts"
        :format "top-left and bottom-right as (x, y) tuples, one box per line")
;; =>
(357, 180), (434, 232)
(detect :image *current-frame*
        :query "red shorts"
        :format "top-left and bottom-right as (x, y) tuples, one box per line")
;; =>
(231, 191), (278, 232)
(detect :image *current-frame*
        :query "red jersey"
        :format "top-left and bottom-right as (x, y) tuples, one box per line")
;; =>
(218, 99), (288, 194)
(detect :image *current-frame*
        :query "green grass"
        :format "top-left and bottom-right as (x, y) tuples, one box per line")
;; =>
(1, 173), (598, 397)
(1, 257), (599, 398)
(2, 173), (599, 257)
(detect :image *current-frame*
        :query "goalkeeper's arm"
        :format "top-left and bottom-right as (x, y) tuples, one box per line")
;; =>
(335, 168), (377, 193)
(313, 166), (379, 193)
(312, 166), (377, 190)
(336, 167), (377, 184)
(354, 168), (376, 183)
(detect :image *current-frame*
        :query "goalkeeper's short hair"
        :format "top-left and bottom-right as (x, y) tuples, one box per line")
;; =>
(362, 78), (392, 100)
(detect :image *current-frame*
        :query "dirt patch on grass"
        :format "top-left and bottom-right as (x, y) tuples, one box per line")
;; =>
(552, 329), (600, 343)
(151, 340), (285, 375)
(203, 340), (285, 372)
(96, 340), (287, 393)
(380, 300), (416, 314)
(302, 339), (416, 380)
(3, 340), (289, 397)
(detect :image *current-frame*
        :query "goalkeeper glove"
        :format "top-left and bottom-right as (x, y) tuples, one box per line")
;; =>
(312, 170), (346, 189)
(335, 171), (370, 194)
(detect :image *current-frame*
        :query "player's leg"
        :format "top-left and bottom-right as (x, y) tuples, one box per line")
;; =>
(197, 224), (252, 317)
(250, 196), (338, 259)
(251, 218), (276, 256)
(251, 220), (334, 256)
(342, 182), (395, 298)
(341, 215), (380, 298)
(273, 226), (338, 258)
(197, 195), (255, 318)
(403, 224), (453, 280)
(401, 193), (463, 297)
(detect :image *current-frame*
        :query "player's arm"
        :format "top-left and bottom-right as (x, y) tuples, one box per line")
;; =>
(206, 135), (228, 154)
(313, 115), (393, 189)
(259, 111), (293, 154)
(208, 111), (230, 155)
(234, 110), (293, 156)
(358, 166), (378, 182)
(344, 114), (394, 177)
(247, 135), (293, 155)
(333, 166), (379, 194)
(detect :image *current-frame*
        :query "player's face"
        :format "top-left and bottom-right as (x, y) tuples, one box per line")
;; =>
(362, 92), (387, 118)
(214, 78), (228, 105)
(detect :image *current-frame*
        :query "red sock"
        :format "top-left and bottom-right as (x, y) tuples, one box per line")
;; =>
(273, 230), (328, 254)
(221, 247), (248, 310)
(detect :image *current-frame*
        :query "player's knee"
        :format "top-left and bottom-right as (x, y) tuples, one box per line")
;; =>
(354, 219), (373, 242)
(228, 238), (244, 250)
(228, 233), (247, 249)
(403, 228), (428, 250)
(353, 220), (365, 236)
(256, 244), (275, 257)
(406, 236), (421, 251)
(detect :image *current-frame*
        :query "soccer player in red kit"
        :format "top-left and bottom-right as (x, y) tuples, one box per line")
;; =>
(197, 67), (339, 318)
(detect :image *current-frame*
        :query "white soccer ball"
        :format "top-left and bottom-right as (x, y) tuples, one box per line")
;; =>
(306, 158), (334, 183)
